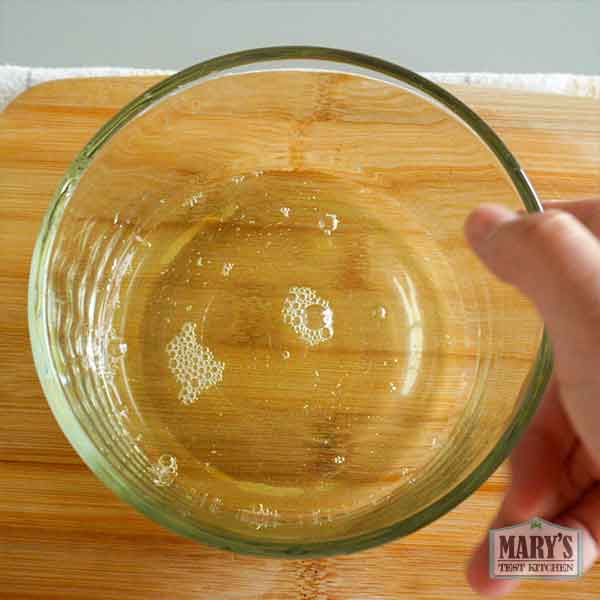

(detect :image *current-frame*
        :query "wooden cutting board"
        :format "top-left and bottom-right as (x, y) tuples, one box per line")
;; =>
(1, 77), (599, 600)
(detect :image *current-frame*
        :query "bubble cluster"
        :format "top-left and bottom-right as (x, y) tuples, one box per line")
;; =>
(184, 192), (204, 208)
(282, 287), (334, 347)
(151, 454), (178, 487)
(311, 509), (333, 526)
(209, 496), (223, 513)
(237, 503), (280, 530)
(166, 322), (225, 405)
(87, 327), (127, 383)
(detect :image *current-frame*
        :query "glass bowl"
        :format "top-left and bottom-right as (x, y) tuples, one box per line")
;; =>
(29, 46), (551, 557)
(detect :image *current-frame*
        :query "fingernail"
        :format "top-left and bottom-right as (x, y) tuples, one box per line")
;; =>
(465, 204), (517, 249)
(560, 517), (598, 572)
(582, 530), (598, 572)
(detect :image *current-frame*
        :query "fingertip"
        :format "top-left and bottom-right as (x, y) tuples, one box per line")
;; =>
(558, 517), (599, 572)
(464, 204), (517, 251)
(467, 539), (520, 597)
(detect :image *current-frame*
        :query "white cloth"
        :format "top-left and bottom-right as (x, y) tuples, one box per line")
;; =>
(1, 65), (599, 113)
(0, 66), (171, 112)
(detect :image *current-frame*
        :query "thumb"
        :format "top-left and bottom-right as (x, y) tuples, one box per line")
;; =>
(465, 204), (600, 464)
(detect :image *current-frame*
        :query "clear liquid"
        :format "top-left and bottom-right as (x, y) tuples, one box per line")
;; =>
(117, 169), (465, 529)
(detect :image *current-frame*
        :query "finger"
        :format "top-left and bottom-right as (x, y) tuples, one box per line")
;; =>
(558, 482), (600, 573)
(557, 442), (600, 509)
(467, 547), (519, 597)
(467, 381), (572, 597)
(505, 379), (574, 522)
(543, 199), (600, 236)
(517, 199), (600, 231)
(468, 479), (600, 596)
(465, 204), (600, 465)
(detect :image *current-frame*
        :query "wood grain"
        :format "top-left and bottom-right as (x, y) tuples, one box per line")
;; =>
(1, 76), (599, 599)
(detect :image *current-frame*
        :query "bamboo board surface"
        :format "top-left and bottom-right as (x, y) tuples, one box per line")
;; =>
(1, 76), (599, 599)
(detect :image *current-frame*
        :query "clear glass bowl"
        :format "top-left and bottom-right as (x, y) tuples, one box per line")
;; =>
(29, 47), (551, 557)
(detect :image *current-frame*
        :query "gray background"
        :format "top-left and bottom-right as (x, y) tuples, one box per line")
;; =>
(1, 0), (599, 73)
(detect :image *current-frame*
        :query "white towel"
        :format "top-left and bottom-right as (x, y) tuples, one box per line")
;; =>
(1, 65), (599, 113)
(0, 65), (171, 112)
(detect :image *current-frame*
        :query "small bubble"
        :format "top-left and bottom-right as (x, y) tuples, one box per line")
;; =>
(373, 305), (387, 320)
(334, 455), (345, 465)
(389, 382), (397, 392)
(108, 339), (128, 358)
(222, 262), (234, 277)
(282, 350), (290, 360)
(318, 213), (340, 236)
(280, 207), (291, 218)
(134, 235), (152, 248)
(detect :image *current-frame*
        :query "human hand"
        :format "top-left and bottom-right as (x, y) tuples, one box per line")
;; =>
(464, 200), (600, 596)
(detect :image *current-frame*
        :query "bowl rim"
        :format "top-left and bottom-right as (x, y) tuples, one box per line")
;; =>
(28, 45), (552, 557)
